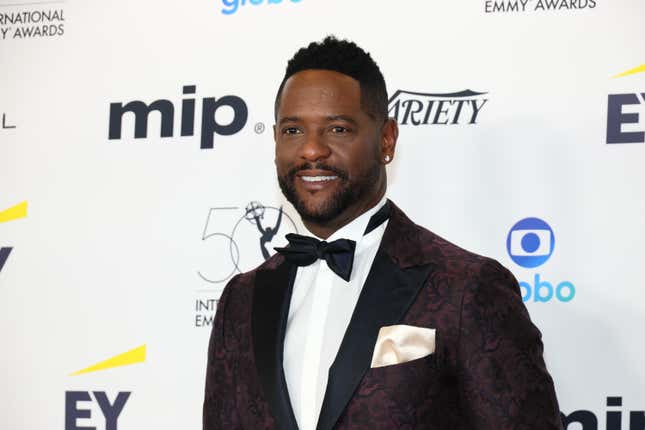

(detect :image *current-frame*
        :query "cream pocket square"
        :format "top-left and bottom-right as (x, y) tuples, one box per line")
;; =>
(370, 325), (436, 368)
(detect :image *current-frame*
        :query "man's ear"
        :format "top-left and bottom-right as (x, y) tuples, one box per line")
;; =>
(380, 118), (398, 163)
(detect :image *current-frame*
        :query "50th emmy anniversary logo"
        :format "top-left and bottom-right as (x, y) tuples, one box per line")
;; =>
(193, 201), (299, 327)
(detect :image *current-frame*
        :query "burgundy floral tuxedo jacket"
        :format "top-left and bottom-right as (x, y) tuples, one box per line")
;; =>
(203, 200), (563, 430)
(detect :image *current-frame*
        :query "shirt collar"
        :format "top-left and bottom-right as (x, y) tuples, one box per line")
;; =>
(308, 195), (388, 243)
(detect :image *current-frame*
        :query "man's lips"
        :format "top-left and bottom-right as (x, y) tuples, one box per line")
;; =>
(296, 170), (340, 189)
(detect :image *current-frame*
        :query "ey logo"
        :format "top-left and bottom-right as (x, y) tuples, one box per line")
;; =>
(607, 63), (645, 144)
(0, 201), (27, 275)
(66, 344), (146, 430)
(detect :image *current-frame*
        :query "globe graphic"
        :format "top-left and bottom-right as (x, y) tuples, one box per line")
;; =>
(244, 201), (265, 223)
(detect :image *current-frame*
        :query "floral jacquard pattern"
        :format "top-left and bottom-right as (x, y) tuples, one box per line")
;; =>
(203, 201), (563, 430)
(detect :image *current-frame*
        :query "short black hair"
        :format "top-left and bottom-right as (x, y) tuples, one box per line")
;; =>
(274, 36), (388, 122)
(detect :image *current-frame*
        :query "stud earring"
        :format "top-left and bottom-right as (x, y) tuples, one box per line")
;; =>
(384, 155), (391, 162)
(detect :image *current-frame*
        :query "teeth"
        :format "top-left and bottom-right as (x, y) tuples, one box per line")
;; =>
(301, 175), (338, 182)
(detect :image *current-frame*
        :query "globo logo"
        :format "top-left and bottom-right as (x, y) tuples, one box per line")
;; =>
(221, 0), (303, 15)
(506, 217), (554, 268)
(506, 218), (576, 303)
(518, 273), (575, 303)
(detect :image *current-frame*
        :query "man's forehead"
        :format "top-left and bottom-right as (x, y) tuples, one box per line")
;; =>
(282, 70), (360, 96)
(278, 70), (362, 113)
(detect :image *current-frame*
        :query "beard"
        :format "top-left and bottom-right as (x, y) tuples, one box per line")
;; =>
(278, 160), (382, 224)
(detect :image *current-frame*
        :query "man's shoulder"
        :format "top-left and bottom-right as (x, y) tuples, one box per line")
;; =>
(404, 221), (519, 308)
(417, 223), (502, 274)
(388, 202), (512, 284)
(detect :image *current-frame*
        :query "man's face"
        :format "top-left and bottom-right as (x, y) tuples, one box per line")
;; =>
(274, 69), (387, 226)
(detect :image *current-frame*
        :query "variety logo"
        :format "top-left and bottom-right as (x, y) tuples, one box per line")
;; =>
(221, 0), (303, 15)
(561, 396), (645, 430)
(388, 90), (488, 126)
(0, 201), (27, 276)
(66, 345), (146, 430)
(2, 112), (16, 129)
(506, 217), (575, 303)
(194, 201), (298, 327)
(108, 84), (261, 150)
(607, 64), (645, 144)
(0, 7), (65, 40)
(484, 0), (597, 13)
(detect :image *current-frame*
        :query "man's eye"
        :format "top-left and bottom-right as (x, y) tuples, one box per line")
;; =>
(331, 126), (350, 134)
(282, 127), (302, 135)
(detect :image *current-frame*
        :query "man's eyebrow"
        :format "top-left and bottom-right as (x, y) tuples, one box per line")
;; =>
(326, 115), (358, 125)
(278, 116), (300, 125)
(277, 115), (359, 126)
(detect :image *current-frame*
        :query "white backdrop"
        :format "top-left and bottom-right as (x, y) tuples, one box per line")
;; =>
(1, 0), (644, 428)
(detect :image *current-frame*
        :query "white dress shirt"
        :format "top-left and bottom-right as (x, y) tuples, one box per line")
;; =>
(283, 196), (389, 430)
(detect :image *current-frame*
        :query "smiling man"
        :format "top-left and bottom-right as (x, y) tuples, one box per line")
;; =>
(203, 36), (563, 430)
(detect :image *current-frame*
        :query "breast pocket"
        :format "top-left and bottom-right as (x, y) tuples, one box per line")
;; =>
(358, 352), (442, 408)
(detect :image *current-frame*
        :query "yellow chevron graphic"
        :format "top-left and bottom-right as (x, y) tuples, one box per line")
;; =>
(70, 344), (146, 376)
(612, 64), (645, 79)
(0, 201), (27, 224)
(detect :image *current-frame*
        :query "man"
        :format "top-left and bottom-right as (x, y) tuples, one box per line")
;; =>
(203, 36), (563, 430)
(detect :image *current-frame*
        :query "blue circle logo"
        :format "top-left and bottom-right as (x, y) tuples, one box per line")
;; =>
(506, 218), (555, 268)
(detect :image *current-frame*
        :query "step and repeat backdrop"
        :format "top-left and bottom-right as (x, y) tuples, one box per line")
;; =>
(1, 0), (644, 428)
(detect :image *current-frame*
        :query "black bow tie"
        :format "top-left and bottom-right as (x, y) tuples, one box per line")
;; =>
(274, 201), (391, 282)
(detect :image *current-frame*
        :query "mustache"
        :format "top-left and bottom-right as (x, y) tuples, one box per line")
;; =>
(286, 162), (349, 180)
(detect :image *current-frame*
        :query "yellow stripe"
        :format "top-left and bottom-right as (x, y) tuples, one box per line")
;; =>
(0, 201), (27, 223)
(612, 64), (645, 79)
(70, 344), (146, 376)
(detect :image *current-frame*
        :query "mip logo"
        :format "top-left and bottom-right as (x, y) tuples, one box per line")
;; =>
(221, 0), (303, 15)
(506, 217), (575, 303)
(108, 84), (264, 150)
(560, 396), (645, 430)
(388, 89), (488, 126)
(607, 63), (645, 144)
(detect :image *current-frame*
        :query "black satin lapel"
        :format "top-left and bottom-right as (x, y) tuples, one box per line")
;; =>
(252, 261), (299, 430)
(316, 251), (433, 430)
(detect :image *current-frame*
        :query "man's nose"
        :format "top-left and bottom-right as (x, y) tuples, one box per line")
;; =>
(299, 132), (330, 161)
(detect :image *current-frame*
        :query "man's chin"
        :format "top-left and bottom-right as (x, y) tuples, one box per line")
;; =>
(292, 196), (343, 224)
(279, 176), (354, 224)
